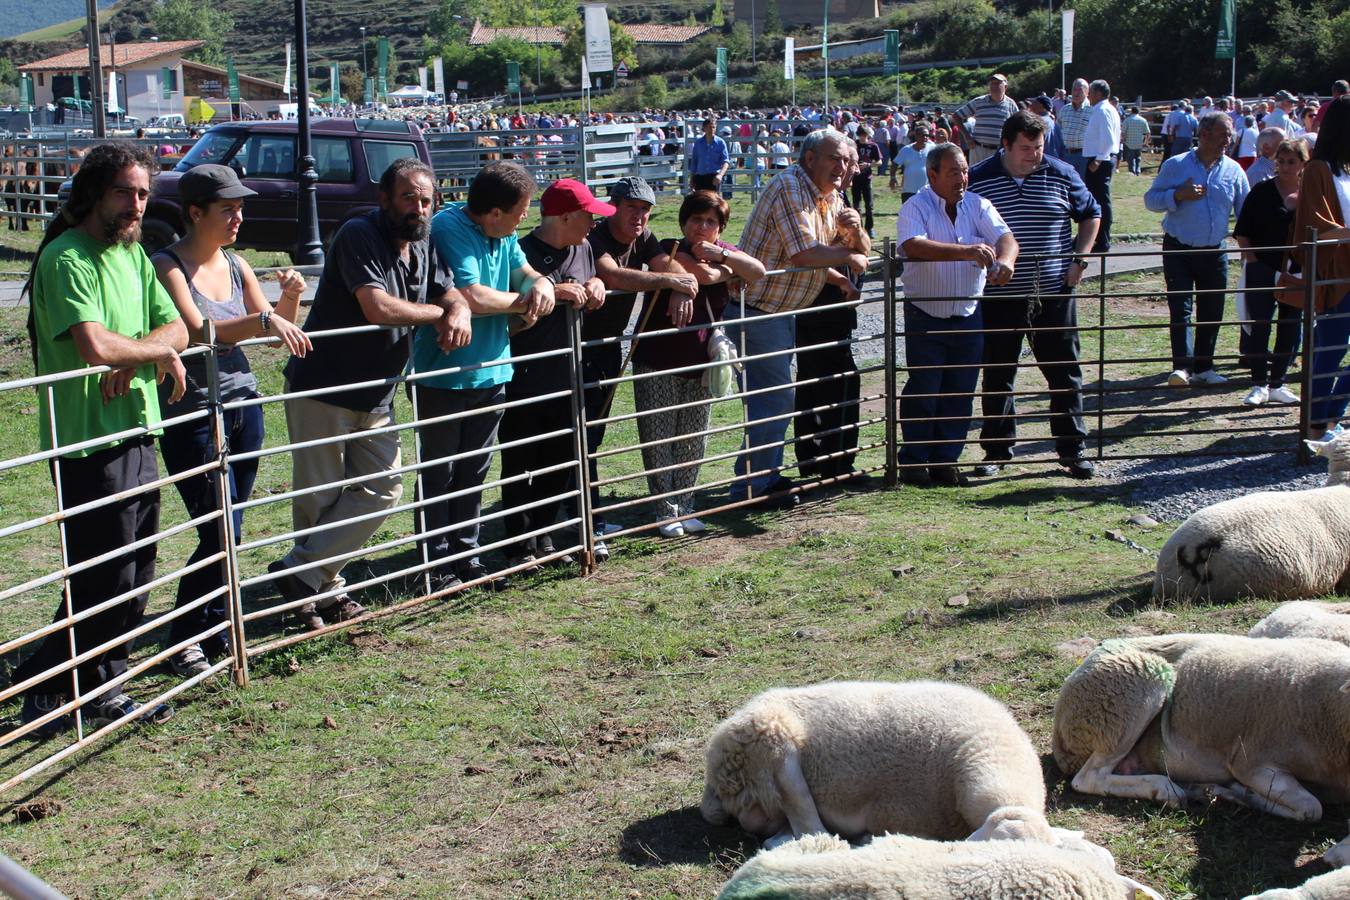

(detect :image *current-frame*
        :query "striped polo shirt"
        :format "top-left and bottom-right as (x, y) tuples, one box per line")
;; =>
(967, 151), (1101, 297)
(955, 94), (1020, 149)
(1058, 102), (1092, 150)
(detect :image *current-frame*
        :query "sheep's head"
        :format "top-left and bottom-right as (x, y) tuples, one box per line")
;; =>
(1307, 434), (1350, 484)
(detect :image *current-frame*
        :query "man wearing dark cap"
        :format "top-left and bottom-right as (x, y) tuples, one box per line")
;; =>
(498, 180), (612, 571)
(583, 177), (695, 553)
(956, 73), (1019, 166)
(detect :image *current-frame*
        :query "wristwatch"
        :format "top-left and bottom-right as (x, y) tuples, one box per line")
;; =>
(720, 246), (730, 262)
(1072, 257), (1089, 270)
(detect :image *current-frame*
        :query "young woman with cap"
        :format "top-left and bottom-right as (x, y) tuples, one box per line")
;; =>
(152, 163), (312, 677)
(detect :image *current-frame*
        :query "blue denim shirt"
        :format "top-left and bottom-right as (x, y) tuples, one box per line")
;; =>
(689, 135), (729, 175)
(1145, 150), (1249, 248)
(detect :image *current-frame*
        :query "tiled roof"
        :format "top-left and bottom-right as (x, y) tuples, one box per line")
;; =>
(20, 40), (206, 72)
(468, 22), (710, 46)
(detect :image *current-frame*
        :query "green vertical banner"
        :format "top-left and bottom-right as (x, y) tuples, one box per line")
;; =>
(73, 71), (82, 101)
(377, 38), (390, 99)
(506, 61), (521, 93)
(330, 63), (340, 106)
(226, 56), (241, 102)
(19, 74), (34, 110)
(161, 67), (173, 100)
(715, 47), (728, 86)
(884, 30), (899, 75)
(1215, 0), (1235, 59)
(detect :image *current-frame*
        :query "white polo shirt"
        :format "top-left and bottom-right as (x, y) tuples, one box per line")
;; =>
(896, 185), (1011, 318)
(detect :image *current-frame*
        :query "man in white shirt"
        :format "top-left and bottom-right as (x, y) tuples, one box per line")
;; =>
(1082, 78), (1122, 252)
(1265, 91), (1304, 137)
(895, 143), (1018, 487)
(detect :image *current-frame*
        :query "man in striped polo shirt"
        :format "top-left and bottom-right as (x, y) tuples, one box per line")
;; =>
(1055, 79), (1093, 178)
(956, 73), (1019, 166)
(968, 110), (1101, 480)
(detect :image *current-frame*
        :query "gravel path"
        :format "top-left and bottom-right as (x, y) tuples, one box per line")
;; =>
(1102, 450), (1330, 523)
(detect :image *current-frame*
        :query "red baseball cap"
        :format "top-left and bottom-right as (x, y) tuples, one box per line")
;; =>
(539, 179), (617, 217)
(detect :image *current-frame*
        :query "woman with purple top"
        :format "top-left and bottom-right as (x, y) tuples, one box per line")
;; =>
(631, 191), (765, 537)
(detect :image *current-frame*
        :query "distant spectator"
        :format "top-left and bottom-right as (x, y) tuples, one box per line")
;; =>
(1231, 114), (1259, 170)
(852, 124), (882, 234)
(1082, 78), (1121, 252)
(1246, 126), (1287, 186)
(1314, 80), (1348, 130)
(1265, 90), (1304, 137)
(1145, 111), (1249, 387)
(1233, 138), (1307, 407)
(1121, 105), (1151, 175)
(956, 74), (1019, 166)
(689, 116), (730, 193)
(1057, 79), (1092, 176)
(895, 124), (934, 201)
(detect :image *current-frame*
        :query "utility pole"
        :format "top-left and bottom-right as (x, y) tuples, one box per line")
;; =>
(84, 0), (106, 136)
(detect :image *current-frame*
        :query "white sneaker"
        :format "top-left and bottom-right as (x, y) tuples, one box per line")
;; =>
(592, 538), (610, 562)
(682, 517), (707, 534)
(169, 644), (210, 677)
(1191, 369), (1229, 385)
(1267, 385), (1300, 404)
(1242, 385), (1269, 406)
(1167, 369), (1190, 386)
(658, 521), (685, 538)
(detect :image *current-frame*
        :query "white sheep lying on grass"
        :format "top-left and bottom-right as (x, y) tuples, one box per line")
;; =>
(701, 681), (1050, 846)
(1153, 436), (1350, 603)
(1250, 601), (1350, 645)
(715, 830), (1162, 900)
(1244, 867), (1350, 898)
(1053, 634), (1350, 867)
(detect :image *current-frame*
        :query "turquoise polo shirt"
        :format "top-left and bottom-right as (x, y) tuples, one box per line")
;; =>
(411, 203), (522, 390)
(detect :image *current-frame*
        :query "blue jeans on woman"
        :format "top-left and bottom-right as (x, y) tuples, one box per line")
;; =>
(1310, 290), (1350, 427)
(158, 400), (263, 658)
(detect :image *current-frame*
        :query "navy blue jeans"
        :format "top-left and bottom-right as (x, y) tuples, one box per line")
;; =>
(1162, 238), (1227, 374)
(159, 401), (263, 657)
(900, 304), (984, 465)
(1310, 290), (1350, 427)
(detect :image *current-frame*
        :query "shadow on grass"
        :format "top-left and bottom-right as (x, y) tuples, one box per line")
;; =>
(619, 805), (760, 870)
(951, 573), (1155, 623)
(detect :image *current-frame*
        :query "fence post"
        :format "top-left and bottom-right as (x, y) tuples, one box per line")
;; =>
(567, 307), (597, 572)
(35, 142), (46, 219)
(1095, 252), (1106, 461)
(1298, 226), (1319, 464)
(881, 238), (898, 488)
(204, 325), (249, 687)
(578, 125), (589, 187)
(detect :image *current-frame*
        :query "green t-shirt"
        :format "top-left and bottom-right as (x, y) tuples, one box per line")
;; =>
(30, 229), (180, 457)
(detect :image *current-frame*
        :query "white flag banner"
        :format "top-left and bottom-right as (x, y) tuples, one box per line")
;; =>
(583, 3), (613, 73)
(107, 70), (118, 112)
(432, 57), (445, 96)
(784, 36), (795, 79)
(283, 41), (292, 96)
(1061, 9), (1075, 64)
(581, 53), (589, 87)
(418, 66), (428, 93)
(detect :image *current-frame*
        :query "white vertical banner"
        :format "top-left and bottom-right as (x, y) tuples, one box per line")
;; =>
(418, 66), (428, 93)
(1061, 9), (1075, 64)
(583, 3), (614, 73)
(283, 41), (292, 96)
(108, 70), (119, 112)
(432, 57), (445, 96)
(783, 36), (795, 79)
(581, 52), (590, 87)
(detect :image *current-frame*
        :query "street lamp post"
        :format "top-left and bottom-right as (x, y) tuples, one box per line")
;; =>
(294, 0), (323, 265)
(822, 0), (829, 113)
(360, 25), (368, 105)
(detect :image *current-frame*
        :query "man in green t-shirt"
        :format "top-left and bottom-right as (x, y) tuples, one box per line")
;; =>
(17, 143), (188, 738)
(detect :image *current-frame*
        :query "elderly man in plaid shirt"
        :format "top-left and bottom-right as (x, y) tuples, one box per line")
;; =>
(728, 130), (870, 506)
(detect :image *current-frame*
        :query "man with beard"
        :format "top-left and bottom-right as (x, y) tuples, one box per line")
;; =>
(19, 142), (188, 736)
(272, 158), (472, 624)
(411, 160), (555, 592)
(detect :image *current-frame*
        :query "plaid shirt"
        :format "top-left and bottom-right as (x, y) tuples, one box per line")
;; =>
(738, 164), (845, 314)
(1058, 102), (1092, 150)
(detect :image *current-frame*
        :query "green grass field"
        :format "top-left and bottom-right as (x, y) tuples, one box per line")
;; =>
(0, 227), (1331, 897)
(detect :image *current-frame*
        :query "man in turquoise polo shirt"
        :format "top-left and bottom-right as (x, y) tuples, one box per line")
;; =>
(411, 161), (554, 592)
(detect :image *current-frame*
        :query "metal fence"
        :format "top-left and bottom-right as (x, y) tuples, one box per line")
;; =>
(0, 234), (1346, 803)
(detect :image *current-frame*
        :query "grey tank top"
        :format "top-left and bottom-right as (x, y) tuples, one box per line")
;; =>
(154, 248), (259, 413)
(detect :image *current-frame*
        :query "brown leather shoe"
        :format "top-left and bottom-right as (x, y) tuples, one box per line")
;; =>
(319, 596), (367, 623)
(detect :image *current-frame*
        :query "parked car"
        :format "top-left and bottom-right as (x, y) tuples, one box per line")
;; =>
(141, 117), (431, 260)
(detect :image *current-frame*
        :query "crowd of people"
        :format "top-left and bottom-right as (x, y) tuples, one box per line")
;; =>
(9, 72), (1350, 737)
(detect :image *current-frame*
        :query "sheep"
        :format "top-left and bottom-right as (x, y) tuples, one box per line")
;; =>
(1152, 436), (1350, 603)
(1250, 601), (1350, 645)
(1052, 633), (1350, 867)
(1244, 867), (1350, 899)
(700, 681), (1049, 847)
(715, 830), (1160, 900)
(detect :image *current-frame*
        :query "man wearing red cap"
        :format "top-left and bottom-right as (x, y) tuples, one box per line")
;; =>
(498, 180), (613, 571)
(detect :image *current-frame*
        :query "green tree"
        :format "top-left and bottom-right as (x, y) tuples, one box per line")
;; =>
(0, 57), (16, 88)
(711, 0), (725, 27)
(762, 0), (782, 37)
(640, 74), (668, 107)
(152, 0), (235, 67)
(685, 12), (698, 26)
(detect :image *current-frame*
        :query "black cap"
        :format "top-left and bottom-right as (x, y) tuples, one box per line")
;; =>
(607, 176), (656, 206)
(178, 164), (257, 207)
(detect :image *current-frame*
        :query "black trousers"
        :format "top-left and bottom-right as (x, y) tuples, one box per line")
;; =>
(794, 282), (861, 478)
(850, 176), (874, 235)
(572, 342), (622, 528)
(15, 438), (160, 700)
(499, 359), (580, 556)
(691, 173), (722, 193)
(1244, 261), (1302, 387)
(1082, 158), (1114, 252)
(978, 291), (1088, 461)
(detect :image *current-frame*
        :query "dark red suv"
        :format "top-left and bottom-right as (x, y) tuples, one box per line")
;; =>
(144, 118), (432, 260)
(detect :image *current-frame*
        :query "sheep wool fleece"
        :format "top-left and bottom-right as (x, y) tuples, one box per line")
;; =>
(1249, 601), (1350, 646)
(1243, 866), (1350, 899)
(716, 832), (1131, 900)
